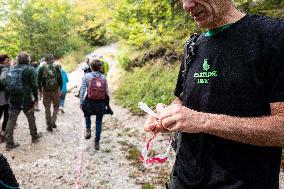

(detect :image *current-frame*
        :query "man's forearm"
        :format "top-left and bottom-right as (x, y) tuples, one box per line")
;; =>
(203, 102), (284, 147)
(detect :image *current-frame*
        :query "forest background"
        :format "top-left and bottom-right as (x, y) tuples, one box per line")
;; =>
(0, 0), (283, 112)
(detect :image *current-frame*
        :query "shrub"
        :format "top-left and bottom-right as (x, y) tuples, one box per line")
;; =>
(115, 62), (180, 114)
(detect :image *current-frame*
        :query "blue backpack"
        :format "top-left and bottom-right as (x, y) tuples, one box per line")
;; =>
(5, 65), (28, 95)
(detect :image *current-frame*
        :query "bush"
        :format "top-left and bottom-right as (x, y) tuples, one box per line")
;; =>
(78, 20), (108, 46)
(115, 62), (180, 114)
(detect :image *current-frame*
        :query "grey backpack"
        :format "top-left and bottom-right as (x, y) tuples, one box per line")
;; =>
(5, 65), (28, 95)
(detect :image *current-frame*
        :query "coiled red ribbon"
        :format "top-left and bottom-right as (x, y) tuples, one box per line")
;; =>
(140, 133), (172, 166)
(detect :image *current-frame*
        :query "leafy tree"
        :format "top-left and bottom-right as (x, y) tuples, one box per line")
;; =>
(0, 0), (84, 60)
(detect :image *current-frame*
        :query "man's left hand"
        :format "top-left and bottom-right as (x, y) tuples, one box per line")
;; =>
(159, 104), (208, 133)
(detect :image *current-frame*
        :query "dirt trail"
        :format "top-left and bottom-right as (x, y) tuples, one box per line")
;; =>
(0, 44), (283, 189)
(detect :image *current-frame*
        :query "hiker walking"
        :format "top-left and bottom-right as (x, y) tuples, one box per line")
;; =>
(0, 54), (10, 142)
(80, 59), (109, 150)
(5, 52), (42, 150)
(38, 54), (63, 131)
(59, 65), (69, 113)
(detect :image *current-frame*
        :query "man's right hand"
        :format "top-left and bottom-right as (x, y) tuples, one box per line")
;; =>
(144, 103), (168, 133)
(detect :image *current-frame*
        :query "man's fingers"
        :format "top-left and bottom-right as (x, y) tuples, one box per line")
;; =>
(161, 116), (177, 129)
(144, 123), (156, 132)
(156, 103), (165, 114)
(159, 105), (180, 120)
(144, 115), (158, 132)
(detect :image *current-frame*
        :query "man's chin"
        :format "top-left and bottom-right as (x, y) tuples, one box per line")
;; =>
(195, 21), (207, 29)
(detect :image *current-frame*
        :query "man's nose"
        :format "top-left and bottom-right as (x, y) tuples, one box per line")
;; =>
(183, 0), (196, 10)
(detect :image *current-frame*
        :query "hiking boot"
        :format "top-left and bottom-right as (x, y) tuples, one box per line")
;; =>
(60, 107), (65, 113)
(46, 125), (53, 132)
(6, 142), (20, 151)
(94, 141), (100, 150)
(85, 129), (91, 140)
(32, 132), (43, 143)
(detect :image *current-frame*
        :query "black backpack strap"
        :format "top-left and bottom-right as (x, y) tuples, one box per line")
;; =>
(180, 33), (200, 99)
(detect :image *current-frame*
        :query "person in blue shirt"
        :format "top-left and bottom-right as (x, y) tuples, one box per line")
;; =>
(59, 65), (69, 113)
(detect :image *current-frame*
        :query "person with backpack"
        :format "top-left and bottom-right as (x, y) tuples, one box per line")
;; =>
(59, 65), (69, 113)
(38, 54), (63, 132)
(4, 52), (42, 150)
(0, 54), (10, 143)
(79, 59), (109, 150)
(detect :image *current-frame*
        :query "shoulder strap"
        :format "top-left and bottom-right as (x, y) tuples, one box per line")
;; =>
(180, 33), (200, 99)
(92, 72), (103, 78)
(182, 33), (200, 81)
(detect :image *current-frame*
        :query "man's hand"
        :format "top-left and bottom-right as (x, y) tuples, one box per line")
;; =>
(144, 103), (168, 133)
(159, 104), (207, 133)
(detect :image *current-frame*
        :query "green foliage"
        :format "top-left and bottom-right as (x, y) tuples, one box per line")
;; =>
(0, 0), (84, 60)
(111, 0), (195, 50)
(78, 20), (107, 46)
(115, 63), (180, 114)
(142, 183), (155, 189)
(118, 44), (148, 70)
(235, 0), (284, 18)
(74, 0), (119, 46)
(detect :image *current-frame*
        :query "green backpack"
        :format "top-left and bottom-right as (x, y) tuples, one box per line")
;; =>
(42, 63), (59, 91)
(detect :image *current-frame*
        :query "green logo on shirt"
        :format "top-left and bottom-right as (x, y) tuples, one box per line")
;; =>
(203, 59), (210, 71)
(194, 59), (218, 84)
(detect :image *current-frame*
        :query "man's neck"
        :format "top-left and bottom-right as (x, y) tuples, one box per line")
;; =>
(208, 6), (246, 30)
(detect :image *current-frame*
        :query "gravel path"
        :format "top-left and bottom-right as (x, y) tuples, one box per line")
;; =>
(0, 44), (283, 188)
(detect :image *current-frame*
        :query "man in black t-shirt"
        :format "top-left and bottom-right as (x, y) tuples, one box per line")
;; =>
(144, 0), (284, 189)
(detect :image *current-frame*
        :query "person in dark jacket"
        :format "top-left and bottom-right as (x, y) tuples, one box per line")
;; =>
(5, 52), (42, 150)
(0, 54), (10, 143)
(0, 153), (19, 189)
(79, 59), (109, 150)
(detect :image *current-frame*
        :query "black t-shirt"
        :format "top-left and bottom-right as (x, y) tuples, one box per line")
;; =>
(173, 14), (284, 189)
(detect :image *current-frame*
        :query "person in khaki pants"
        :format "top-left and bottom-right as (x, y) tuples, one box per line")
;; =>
(38, 54), (62, 132)
(5, 52), (42, 150)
